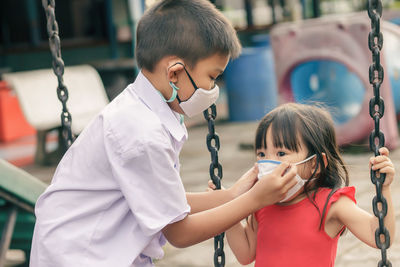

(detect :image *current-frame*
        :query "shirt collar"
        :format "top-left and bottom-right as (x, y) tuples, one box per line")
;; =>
(130, 71), (187, 141)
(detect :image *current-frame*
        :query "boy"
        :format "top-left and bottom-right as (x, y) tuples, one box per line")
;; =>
(30, 1), (298, 266)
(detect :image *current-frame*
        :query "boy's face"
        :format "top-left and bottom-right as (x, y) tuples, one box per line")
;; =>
(173, 53), (229, 100)
(184, 53), (229, 90)
(165, 53), (230, 116)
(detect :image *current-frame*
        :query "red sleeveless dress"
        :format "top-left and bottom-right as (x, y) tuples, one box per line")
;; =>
(254, 187), (356, 267)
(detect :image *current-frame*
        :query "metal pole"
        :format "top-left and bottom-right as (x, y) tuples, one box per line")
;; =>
(244, 0), (254, 28)
(0, 206), (18, 267)
(26, 0), (41, 46)
(269, 0), (277, 24)
(105, 0), (119, 59)
(301, 0), (306, 19)
(127, 0), (144, 58)
(312, 0), (320, 18)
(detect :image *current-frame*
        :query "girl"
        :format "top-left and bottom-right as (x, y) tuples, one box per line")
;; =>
(210, 103), (395, 266)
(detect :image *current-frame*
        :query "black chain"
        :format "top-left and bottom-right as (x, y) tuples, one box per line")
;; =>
(41, 0), (75, 148)
(367, 1), (391, 266)
(203, 104), (225, 267)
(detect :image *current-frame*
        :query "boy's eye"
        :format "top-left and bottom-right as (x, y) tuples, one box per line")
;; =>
(257, 151), (265, 158)
(277, 151), (286, 157)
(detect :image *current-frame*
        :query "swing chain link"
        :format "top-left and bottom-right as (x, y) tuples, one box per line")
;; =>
(42, 0), (75, 148)
(367, 1), (391, 266)
(203, 104), (225, 267)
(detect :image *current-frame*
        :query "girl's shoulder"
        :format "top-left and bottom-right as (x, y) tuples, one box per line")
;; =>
(316, 186), (356, 208)
(317, 186), (357, 225)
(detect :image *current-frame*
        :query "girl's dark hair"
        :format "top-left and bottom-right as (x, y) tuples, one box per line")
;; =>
(136, 0), (241, 72)
(254, 103), (349, 229)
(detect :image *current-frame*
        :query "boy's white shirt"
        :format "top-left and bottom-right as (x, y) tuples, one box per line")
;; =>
(30, 71), (191, 267)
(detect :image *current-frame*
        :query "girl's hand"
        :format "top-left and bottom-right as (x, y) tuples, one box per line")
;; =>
(369, 147), (395, 187)
(207, 180), (225, 191)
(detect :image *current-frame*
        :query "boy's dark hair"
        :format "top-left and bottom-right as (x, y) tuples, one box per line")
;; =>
(254, 103), (349, 230)
(136, 0), (241, 72)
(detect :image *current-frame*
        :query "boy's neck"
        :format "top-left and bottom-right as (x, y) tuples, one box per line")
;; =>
(142, 68), (165, 92)
(141, 68), (183, 114)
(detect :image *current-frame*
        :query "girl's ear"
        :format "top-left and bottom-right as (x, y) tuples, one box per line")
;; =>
(321, 152), (328, 168)
(313, 153), (328, 175)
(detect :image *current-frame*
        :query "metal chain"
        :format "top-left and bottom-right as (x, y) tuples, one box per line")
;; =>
(41, 0), (75, 148)
(203, 104), (225, 267)
(367, 1), (391, 266)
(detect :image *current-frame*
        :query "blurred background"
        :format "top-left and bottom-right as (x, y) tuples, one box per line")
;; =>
(0, 0), (400, 266)
(1, 0), (400, 161)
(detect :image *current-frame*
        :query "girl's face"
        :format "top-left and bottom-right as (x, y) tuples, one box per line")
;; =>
(256, 127), (315, 180)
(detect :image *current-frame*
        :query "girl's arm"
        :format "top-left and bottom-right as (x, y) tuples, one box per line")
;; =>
(226, 214), (258, 265)
(329, 147), (395, 248)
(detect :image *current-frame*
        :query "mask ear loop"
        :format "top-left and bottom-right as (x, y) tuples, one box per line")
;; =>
(305, 155), (320, 191)
(167, 62), (186, 123)
(182, 67), (198, 90)
(168, 62), (194, 103)
(295, 154), (318, 184)
(171, 62), (199, 90)
(159, 81), (179, 103)
(293, 154), (319, 201)
(294, 154), (316, 166)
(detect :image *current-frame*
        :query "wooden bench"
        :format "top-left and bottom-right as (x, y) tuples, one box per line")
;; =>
(3, 65), (109, 165)
(0, 159), (47, 267)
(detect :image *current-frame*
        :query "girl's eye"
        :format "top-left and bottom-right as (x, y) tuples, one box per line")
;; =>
(257, 151), (265, 158)
(277, 151), (286, 157)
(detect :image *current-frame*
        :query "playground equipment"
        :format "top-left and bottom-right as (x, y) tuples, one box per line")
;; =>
(3, 65), (109, 165)
(224, 35), (278, 121)
(383, 26), (400, 115)
(0, 81), (36, 142)
(0, 159), (47, 266)
(270, 12), (399, 149)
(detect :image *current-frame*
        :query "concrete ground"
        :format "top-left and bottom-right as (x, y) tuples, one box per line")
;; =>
(20, 118), (400, 267)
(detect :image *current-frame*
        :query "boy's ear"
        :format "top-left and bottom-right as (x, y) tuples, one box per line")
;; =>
(167, 60), (185, 83)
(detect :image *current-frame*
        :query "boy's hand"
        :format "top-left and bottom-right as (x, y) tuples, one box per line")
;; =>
(207, 165), (258, 199)
(370, 147), (395, 187)
(250, 162), (298, 208)
(228, 164), (259, 198)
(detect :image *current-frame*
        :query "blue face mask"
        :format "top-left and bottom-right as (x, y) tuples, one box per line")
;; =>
(257, 154), (316, 202)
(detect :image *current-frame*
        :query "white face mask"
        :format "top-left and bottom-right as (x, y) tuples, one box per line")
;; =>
(257, 154), (316, 203)
(178, 84), (219, 118)
(161, 63), (220, 118)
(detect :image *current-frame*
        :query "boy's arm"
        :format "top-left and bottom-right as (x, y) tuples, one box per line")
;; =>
(162, 163), (297, 248)
(332, 147), (395, 248)
(187, 166), (258, 214)
(186, 191), (233, 214)
(226, 214), (258, 265)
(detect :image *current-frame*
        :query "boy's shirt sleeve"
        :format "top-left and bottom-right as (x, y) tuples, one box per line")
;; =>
(104, 121), (190, 237)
